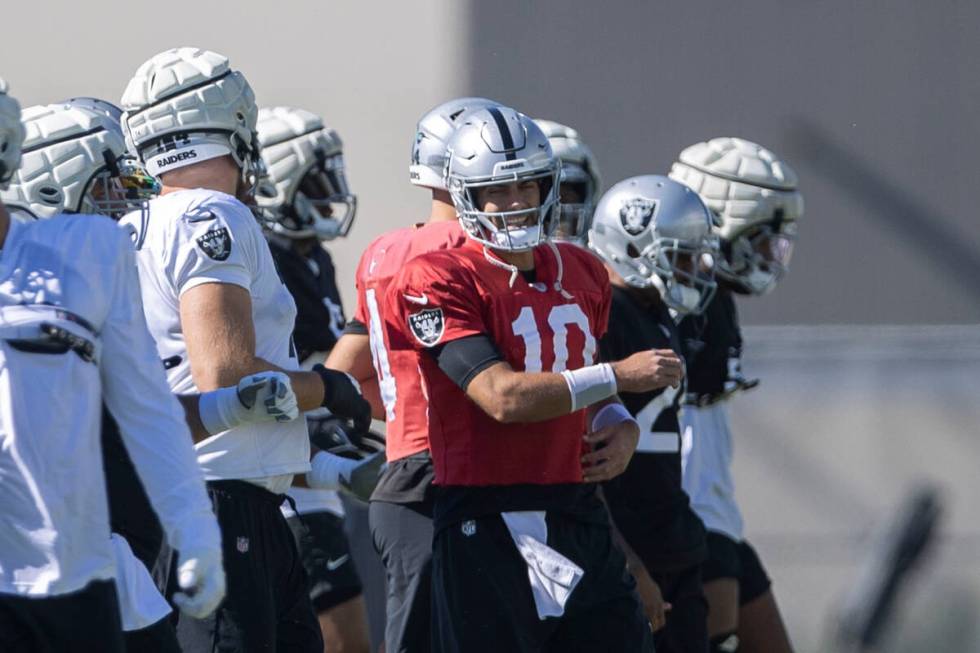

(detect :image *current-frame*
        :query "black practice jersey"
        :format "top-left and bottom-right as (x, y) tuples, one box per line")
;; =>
(600, 286), (706, 572)
(267, 238), (346, 363)
(678, 286), (758, 405)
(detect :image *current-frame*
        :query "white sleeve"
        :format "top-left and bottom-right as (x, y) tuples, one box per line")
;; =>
(171, 202), (255, 297)
(100, 231), (220, 555)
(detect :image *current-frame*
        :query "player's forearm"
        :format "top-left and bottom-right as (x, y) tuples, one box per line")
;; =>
(357, 376), (384, 420)
(176, 394), (210, 443)
(468, 369), (573, 423)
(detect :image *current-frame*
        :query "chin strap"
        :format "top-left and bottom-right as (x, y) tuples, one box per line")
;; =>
(482, 245), (519, 287)
(546, 241), (575, 300)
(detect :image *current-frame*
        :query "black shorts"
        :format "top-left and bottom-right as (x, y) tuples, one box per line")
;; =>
(123, 615), (181, 653)
(701, 531), (772, 605)
(175, 480), (323, 653)
(650, 564), (709, 653)
(431, 511), (654, 653)
(287, 511), (362, 613)
(370, 499), (434, 653)
(0, 579), (124, 653)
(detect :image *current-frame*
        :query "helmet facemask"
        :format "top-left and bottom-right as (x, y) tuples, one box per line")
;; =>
(451, 167), (560, 252)
(449, 166), (560, 252)
(720, 211), (797, 295)
(80, 152), (159, 220)
(627, 236), (718, 315)
(553, 164), (597, 245)
(256, 149), (356, 241)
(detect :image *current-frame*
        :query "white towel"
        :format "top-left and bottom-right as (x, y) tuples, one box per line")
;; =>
(501, 511), (585, 620)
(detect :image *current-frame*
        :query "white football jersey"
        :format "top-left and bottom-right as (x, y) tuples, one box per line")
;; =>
(680, 402), (744, 540)
(121, 189), (310, 488)
(0, 215), (218, 596)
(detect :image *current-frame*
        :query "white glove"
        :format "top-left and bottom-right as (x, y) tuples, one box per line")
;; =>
(171, 548), (226, 619)
(198, 371), (299, 435)
(307, 450), (386, 501)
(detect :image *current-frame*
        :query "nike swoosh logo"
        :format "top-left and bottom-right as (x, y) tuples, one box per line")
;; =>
(403, 292), (429, 305)
(326, 554), (350, 571)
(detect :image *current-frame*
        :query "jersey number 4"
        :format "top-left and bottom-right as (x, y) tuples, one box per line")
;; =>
(511, 304), (596, 373)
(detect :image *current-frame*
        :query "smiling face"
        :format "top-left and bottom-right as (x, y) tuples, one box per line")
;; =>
(473, 178), (541, 219)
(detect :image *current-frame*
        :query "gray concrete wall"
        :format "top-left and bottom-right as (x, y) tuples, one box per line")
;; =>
(734, 325), (980, 651)
(465, 1), (980, 324)
(0, 0), (469, 315)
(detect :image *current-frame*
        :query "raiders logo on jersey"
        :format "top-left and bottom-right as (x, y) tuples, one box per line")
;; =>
(408, 307), (445, 346)
(196, 227), (231, 261)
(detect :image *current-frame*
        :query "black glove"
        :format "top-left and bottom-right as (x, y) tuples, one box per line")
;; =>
(308, 414), (386, 458)
(312, 364), (372, 434)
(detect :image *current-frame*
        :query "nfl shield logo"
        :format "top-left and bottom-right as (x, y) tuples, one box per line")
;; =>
(196, 227), (232, 261)
(619, 198), (658, 235)
(236, 536), (249, 553)
(461, 520), (477, 537)
(408, 308), (445, 347)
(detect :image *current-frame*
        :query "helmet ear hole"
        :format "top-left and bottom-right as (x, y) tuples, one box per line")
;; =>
(626, 243), (641, 259)
(38, 186), (63, 206)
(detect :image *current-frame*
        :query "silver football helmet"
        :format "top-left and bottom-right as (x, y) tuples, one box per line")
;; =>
(0, 100), (158, 219)
(669, 137), (803, 295)
(255, 106), (356, 241)
(535, 119), (601, 245)
(0, 79), (24, 192)
(445, 107), (560, 251)
(410, 97), (501, 190)
(121, 47), (260, 186)
(590, 175), (717, 315)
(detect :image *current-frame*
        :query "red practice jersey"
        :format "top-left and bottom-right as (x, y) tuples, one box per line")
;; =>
(352, 220), (467, 461)
(384, 238), (611, 487)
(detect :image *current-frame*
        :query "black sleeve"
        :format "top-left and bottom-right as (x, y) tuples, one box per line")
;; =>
(428, 334), (504, 390)
(343, 318), (369, 336)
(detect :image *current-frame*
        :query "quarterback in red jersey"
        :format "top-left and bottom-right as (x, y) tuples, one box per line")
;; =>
(326, 98), (501, 653)
(385, 106), (682, 653)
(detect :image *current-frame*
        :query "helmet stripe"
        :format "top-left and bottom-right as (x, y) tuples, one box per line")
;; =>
(486, 106), (517, 161)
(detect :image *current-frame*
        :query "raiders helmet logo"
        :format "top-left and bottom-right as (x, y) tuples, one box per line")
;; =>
(408, 307), (445, 347)
(196, 227), (231, 261)
(619, 198), (658, 235)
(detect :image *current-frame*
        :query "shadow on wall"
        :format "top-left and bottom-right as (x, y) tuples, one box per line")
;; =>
(464, 0), (980, 324)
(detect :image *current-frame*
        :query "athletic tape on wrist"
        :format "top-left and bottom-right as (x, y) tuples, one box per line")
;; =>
(561, 363), (617, 412)
(590, 402), (636, 432)
(197, 385), (244, 435)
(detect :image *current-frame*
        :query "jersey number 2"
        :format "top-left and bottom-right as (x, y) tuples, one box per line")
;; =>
(511, 304), (596, 373)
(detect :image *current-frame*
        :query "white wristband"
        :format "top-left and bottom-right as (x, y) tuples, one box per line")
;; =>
(591, 403), (637, 432)
(561, 363), (618, 412)
(197, 386), (244, 435)
(307, 451), (358, 490)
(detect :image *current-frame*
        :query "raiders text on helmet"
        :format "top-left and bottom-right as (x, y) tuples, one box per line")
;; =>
(590, 175), (717, 315)
(410, 97), (501, 190)
(669, 137), (803, 295)
(255, 106), (356, 241)
(534, 118), (602, 245)
(0, 79), (25, 192)
(0, 100), (158, 219)
(120, 47), (260, 183)
(445, 106), (560, 252)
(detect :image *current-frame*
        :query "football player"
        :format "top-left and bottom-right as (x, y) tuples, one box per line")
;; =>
(255, 105), (374, 653)
(534, 119), (601, 246)
(384, 106), (683, 652)
(1, 97), (303, 653)
(118, 47), (371, 653)
(670, 137), (803, 653)
(589, 175), (719, 652)
(325, 96), (498, 653)
(0, 79), (225, 653)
